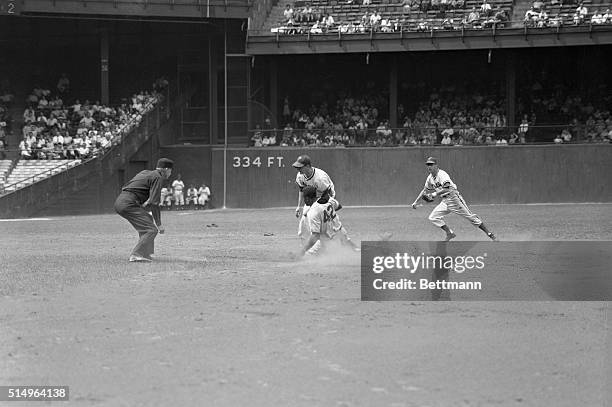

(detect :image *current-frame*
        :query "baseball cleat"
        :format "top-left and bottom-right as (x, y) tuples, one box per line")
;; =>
(444, 231), (456, 241)
(129, 255), (152, 262)
(488, 233), (498, 241)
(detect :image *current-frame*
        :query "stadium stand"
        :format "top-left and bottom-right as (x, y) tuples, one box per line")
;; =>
(0, 159), (13, 189)
(18, 85), (163, 161)
(266, 0), (514, 34)
(262, 0), (612, 33)
(253, 77), (612, 147)
(1, 159), (81, 193)
(0, 78), (167, 194)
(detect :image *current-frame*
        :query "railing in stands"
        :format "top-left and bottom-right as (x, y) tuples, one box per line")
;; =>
(250, 19), (612, 37)
(247, 124), (609, 146)
(0, 159), (88, 195)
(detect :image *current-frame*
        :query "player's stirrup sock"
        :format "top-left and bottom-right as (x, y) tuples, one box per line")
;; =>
(478, 223), (493, 235)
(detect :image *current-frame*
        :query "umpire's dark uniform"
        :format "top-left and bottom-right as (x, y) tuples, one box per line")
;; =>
(114, 158), (173, 260)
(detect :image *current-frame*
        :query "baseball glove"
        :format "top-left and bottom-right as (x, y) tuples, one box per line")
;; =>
(422, 193), (435, 203)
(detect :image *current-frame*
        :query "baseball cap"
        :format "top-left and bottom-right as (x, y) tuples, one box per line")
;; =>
(425, 157), (438, 165)
(156, 158), (174, 169)
(302, 186), (317, 199)
(292, 154), (311, 168)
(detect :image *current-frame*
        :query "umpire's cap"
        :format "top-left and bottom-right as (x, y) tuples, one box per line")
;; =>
(292, 155), (312, 168)
(156, 158), (174, 169)
(425, 156), (438, 165)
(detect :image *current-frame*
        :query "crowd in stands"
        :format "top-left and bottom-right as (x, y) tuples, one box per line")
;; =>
(18, 75), (166, 160)
(0, 79), (15, 159)
(271, 0), (511, 35)
(517, 81), (612, 143)
(251, 82), (612, 147)
(252, 89), (515, 146)
(524, 1), (612, 27)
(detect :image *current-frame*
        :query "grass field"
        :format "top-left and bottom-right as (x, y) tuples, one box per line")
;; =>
(0, 204), (610, 406)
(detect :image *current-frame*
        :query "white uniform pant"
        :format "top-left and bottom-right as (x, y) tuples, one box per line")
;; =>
(297, 197), (340, 238)
(173, 191), (185, 206)
(297, 204), (311, 238)
(428, 195), (482, 228)
(198, 195), (209, 206)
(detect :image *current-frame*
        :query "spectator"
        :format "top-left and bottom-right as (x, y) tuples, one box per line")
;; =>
(80, 111), (96, 128)
(251, 125), (263, 146)
(591, 10), (604, 24)
(518, 117), (529, 139)
(323, 13), (335, 31)
(480, 0), (492, 16)
(574, 3), (588, 24)
(283, 4), (294, 21)
(57, 73), (70, 95)
(554, 134), (563, 143)
(441, 133), (452, 145)
(468, 7), (481, 27)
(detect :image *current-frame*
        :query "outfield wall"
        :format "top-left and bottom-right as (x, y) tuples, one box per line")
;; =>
(209, 144), (612, 208)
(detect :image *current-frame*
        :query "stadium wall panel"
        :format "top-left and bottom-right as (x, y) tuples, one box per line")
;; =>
(209, 144), (612, 208)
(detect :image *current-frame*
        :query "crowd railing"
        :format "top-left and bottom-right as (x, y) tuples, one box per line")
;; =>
(249, 18), (612, 37)
(247, 124), (607, 146)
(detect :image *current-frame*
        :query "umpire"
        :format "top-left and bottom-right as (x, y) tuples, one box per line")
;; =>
(114, 158), (174, 262)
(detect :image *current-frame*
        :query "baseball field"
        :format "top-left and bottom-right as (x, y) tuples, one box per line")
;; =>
(0, 204), (610, 406)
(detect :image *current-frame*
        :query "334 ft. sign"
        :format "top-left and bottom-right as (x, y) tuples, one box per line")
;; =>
(1, 0), (21, 15)
(232, 156), (285, 168)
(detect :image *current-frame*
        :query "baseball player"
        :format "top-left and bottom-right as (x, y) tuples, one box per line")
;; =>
(411, 157), (497, 241)
(186, 184), (199, 209)
(198, 183), (211, 209)
(160, 187), (172, 209)
(293, 155), (339, 241)
(114, 158), (173, 262)
(171, 174), (185, 210)
(299, 186), (358, 256)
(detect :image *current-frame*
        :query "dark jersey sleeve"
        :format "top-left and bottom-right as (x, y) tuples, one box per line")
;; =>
(148, 173), (163, 206)
(151, 205), (161, 226)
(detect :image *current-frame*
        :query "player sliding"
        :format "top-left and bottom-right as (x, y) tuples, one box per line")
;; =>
(411, 157), (497, 242)
(293, 155), (338, 245)
(299, 186), (359, 256)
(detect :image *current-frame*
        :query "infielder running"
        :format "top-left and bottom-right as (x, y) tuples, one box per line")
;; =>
(299, 186), (358, 256)
(411, 157), (497, 242)
(293, 155), (338, 239)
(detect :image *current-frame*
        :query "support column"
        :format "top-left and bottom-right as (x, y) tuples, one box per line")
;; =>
(389, 55), (398, 129)
(209, 37), (218, 145)
(505, 51), (516, 129)
(100, 27), (109, 105)
(269, 58), (278, 125)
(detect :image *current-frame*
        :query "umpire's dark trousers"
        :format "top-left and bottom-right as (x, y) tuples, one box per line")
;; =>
(114, 191), (158, 258)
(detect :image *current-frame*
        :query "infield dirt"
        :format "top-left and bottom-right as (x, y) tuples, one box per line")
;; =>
(0, 204), (610, 406)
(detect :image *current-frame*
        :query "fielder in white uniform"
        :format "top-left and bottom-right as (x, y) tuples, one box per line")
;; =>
(186, 185), (199, 207)
(172, 175), (185, 209)
(411, 156), (497, 241)
(293, 155), (338, 239)
(299, 186), (358, 256)
(198, 184), (211, 209)
(160, 187), (172, 208)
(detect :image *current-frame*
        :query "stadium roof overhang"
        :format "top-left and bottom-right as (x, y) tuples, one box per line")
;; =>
(10, 0), (250, 20)
(246, 26), (612, 55)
